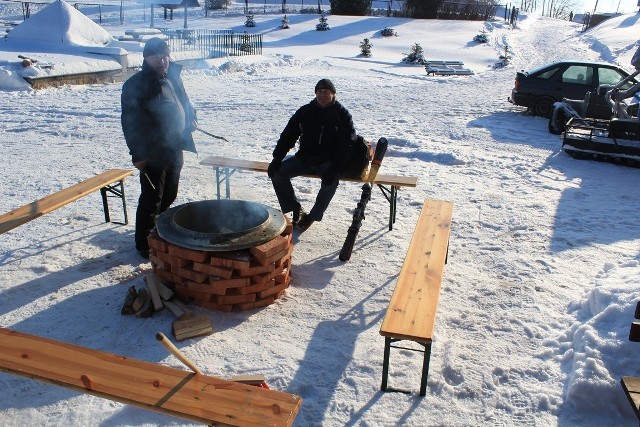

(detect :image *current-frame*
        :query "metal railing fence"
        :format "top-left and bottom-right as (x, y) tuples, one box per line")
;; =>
(160, 29), (262, 58)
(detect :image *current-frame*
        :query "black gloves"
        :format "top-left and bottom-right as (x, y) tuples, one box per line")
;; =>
(268, 158), (282, 178)
(321, 166), (340, 186)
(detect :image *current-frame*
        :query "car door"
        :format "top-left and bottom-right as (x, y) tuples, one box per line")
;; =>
(597, 66), (634, 89)
(558, 64), (595, 100)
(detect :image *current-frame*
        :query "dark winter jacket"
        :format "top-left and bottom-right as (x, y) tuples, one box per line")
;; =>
(121, 61), (197, 165)
(273, 99), (357, 169)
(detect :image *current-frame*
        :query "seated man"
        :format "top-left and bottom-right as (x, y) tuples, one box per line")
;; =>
(268, 79), (357, 233)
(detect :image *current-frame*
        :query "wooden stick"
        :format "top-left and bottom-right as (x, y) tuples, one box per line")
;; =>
(155, 332), (203, 375)
(144, 172), (156, 190)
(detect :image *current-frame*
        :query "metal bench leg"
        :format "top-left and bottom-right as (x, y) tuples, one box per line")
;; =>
(420, 342), (432, 396)
(381, 336), (391, 391)
(100, 180), (128, 225)
(214, 167), (234, 200)
(224, 167), (231, 199)
(120, 180), (129, 225)
(100, 187), (110, 223)
(376, 184), (397, 231)
(215, 167), (222, 200)
(389, 185), (398, 231)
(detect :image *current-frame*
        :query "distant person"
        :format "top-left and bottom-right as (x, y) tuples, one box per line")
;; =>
(268, 79), (357, 233)
(569, 11), (574, 22)
(121, 37), (197, 259)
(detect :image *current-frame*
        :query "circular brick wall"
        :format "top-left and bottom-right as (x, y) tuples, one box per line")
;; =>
(148, 218), (294, 312)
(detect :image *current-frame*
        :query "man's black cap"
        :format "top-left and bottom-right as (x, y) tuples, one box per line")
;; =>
(143, 37), (170, 58)
(315, 78), (336, 94)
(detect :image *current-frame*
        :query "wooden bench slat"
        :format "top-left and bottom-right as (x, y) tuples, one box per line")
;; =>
(622, 376), (640, 420)
(0, 327), (301, 426)
(0, 169), (133, 234)
(380, 200), (453, 343)
(199, 155), (417, 187)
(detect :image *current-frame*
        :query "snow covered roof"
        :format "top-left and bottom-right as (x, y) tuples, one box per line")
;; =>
(6, 0), (115, 46)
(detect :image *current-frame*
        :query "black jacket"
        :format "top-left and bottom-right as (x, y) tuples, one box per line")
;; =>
(273, 99), (356, 168)
(121, 62), (197, 164)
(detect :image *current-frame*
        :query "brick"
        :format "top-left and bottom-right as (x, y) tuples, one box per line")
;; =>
(251, 262), (285, 286)
(167, 244), (183, 258)
(207, 264), (234, 280)
(186, 281), (214, 294)
(236, 261), (276, 277)
(193, 261), (221, 276)
(180, 247), (210, 263)
(260, 246), (290, 267)
(173, 283), (193, 302)
(281, 218), (294, 236)
(174, 267), (208, 283)
(250, 235), (289, 265)
(237, 296), (275, 311)
(258, 281), (289, 299)
(186, 289), (215, 302)
(159, 251), (191, 268)
(149, 254), (169, 271)
(217, 293), (256, 305)
(275, 268), (290, 285)
(209, 276), (250, 295)
(198, 300), (234, 312)
(154, 268), (177, 284)
(275, 244), (293, 268)
(210, 250), (251, 270)
(238, 278), (276, 295)
(147, 231), (169, 252)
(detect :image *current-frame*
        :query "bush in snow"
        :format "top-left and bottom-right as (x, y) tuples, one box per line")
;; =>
(281, 15), (289, 29)
(239, 31), (253, 53)
(402, 43), (427, 65)
(380, 27), (396, 37)
(245, 15), (255, 27)
(474, 29), (488, 43)
(359, 38), (372, 57)
(316, 12), (330, 31)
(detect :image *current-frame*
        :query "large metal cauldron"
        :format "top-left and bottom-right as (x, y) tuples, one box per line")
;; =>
(155, 199), (286, 251)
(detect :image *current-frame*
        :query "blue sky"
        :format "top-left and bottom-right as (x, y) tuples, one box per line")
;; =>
(581, 0), (639, 13)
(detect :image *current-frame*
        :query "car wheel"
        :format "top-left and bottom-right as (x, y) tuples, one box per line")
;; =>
(533, 96), (555, 118)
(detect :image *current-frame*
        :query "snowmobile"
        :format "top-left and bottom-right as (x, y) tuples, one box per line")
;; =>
(551, 44), (640, 167)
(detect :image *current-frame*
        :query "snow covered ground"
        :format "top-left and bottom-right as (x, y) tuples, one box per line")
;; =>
(0, 2), (639, 426)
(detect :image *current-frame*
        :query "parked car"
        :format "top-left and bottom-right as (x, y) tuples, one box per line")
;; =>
(508, 60), (636, 117)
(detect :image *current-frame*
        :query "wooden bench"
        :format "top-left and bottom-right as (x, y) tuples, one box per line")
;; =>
(199, 155), (418, 231)
(0, 327), (301, 426)
(425, 60), (474, 76)
(0, 169), (134, 235)
(379, 199), (453, 396)
(621, 376), (640, 422)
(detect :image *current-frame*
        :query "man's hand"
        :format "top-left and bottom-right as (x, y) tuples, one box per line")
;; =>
(267, 158), (282, 178)
(321, 166), (339, 186)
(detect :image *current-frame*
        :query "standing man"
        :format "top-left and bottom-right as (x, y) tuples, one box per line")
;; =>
(268, 79), (357, 233)
(121, 37), (197, 259)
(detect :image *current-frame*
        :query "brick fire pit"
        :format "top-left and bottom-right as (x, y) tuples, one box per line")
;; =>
(148, 200), (293, 312)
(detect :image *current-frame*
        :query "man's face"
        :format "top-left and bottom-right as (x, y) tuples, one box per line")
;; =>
(315, 89), (335, 107)
(146, 52), (170, 75)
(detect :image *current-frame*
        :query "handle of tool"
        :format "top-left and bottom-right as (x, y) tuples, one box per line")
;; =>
(155, 332), (203, 375)
(195, 127), (228, 142)
(144, 172), (156, 190)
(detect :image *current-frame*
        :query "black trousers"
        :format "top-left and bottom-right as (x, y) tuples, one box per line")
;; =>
(135, 151), (184, 252)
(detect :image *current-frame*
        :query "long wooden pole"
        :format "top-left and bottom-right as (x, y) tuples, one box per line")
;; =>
(155, 332), (203, 375)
